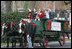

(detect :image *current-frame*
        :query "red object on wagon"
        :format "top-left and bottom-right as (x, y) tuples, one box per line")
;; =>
(11, 22), (14, 27)
(65, 21), (68, 24)
(33, 23), (36, 28)
(47, 20), (51, 30)
(65, 21), (69, 30)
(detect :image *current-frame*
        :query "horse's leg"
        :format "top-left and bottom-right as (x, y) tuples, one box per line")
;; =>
(19, 34), (24, 47)
(21, 35), (24, 48)
(24, 34), (27, 47)
(11, 37), (13, 48)
(12, 40), (14, 48)
(7, 37), (9, 48)
(19, 36), (22, 47)
(14, 38), (16, 48)
(12, 37), (16, 48)
(21, 34), (24, 47)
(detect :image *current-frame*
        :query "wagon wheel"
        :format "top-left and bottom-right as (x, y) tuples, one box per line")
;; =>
(44, 37), (48, 48)
(59, 34), (65, 46)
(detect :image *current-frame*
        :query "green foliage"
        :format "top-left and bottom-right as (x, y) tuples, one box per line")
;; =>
(65, 38), (71, 41)
(1, 11), (28, 25)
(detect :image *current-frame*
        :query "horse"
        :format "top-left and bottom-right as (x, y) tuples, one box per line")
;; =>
(1, 21), (24, 47)
(1, 21), (20, 36)
(19, 19), (36, 48)
(1, 19), (36, 48)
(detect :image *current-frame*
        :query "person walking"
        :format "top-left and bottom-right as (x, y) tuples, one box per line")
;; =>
(26, 19), (33, 48)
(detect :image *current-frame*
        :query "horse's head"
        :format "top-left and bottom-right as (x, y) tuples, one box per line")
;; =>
(18, 20), (26, 34)
(1, 21), (14, 36)
(1, 23), (8, 36)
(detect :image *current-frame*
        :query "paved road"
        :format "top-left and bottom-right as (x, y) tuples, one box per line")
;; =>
(48, 41), (71, 48)
(1, 41), (71, 48)
(33, 41), (71, 48)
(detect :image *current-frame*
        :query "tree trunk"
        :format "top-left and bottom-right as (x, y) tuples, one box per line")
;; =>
(5, 1), (12, 13)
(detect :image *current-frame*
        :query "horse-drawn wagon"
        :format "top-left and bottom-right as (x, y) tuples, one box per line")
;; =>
(1, 17), (70, 48)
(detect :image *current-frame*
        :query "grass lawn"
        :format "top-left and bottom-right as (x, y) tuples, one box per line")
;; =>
(1, 43), (20, 47)
(65, 38), (71, 41)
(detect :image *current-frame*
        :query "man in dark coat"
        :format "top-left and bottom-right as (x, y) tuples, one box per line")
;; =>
(25, 19), (34, 48)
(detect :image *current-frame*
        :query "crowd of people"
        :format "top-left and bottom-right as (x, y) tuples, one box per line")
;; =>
(26, 8), (69, 21)
(26, 8), (52, 21)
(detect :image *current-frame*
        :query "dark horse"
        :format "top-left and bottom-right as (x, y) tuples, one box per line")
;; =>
(19, 19), (35, 48)
(1, 20), (24, 48)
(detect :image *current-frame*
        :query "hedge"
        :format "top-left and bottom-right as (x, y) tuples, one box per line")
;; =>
(1, 11), (29, 25)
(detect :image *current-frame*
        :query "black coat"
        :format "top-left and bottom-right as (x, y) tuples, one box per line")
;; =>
(25, 23), (34, 37)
